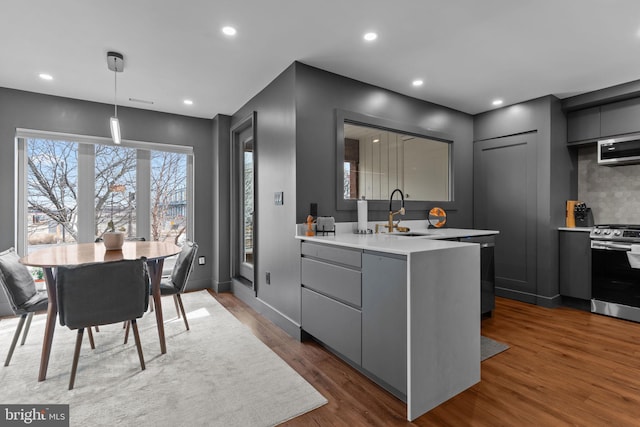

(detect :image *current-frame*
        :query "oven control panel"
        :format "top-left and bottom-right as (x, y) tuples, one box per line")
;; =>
(590, 226), (640, 242)
(623, 230), (640, 239)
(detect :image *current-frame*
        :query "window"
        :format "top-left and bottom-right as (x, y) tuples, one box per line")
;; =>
(95, 145), (137, 239)
(26, 139), (79, 246)
(16, 130), (194, 255)
(151, 150), (188, 243)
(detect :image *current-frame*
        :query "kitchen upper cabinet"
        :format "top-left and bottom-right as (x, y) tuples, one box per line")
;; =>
(567, 98), (640, 144)
(559, 230), (591, 300)
(567, 107), (600, 144)
(601, 98), (640, 137)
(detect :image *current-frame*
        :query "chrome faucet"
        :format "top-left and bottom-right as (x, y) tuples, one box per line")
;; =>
(385, 188), (409, 233)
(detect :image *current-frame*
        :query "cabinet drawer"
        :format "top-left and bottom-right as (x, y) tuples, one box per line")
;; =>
(301, 241), (361, 268)
(302, 257), (361, 306)
(301, 287), (361, 364)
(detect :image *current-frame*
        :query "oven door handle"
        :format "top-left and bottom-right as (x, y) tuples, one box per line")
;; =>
(591, 241), (633, 251)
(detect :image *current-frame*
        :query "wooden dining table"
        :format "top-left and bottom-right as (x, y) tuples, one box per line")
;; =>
(20, 241), (181, 381)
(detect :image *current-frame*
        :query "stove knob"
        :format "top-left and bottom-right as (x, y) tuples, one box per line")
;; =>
(604, 230), (611, 235)
(614, 230), (622, 236)
(593, 229), (601, 235)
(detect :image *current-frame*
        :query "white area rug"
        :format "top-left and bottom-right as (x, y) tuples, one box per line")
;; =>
(0, 290), (327, 426)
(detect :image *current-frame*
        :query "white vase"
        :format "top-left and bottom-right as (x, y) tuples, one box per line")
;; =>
(103, 232), (125, 250)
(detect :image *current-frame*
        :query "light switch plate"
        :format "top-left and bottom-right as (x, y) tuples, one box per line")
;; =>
(274, 191), (284, 205)
(198, 256), (205, 265)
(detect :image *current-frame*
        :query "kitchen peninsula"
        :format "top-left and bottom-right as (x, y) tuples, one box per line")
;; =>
(296, 228), (498, 420)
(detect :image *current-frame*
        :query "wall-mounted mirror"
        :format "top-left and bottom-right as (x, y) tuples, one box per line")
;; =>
(336, 109), (455, 212)
(343, 122), (451, 201)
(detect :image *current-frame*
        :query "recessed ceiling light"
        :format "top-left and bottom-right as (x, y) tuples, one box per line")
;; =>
(363, 32), (377, 41)
(373, 138), (380, 143)
(39, 73), (53, 81)
(412, 79), (424, 87)
(222, 26), (237, 36)
(183, 99), (193, 105)
(492, 99), (504, 106)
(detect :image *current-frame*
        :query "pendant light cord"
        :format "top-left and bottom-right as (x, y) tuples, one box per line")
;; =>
(113, 64), (118, 119)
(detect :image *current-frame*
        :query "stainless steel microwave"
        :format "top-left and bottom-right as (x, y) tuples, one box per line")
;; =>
(598, 134), (640, 165)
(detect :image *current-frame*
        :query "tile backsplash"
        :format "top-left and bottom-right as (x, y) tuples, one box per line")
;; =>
(578, 146), (640, 224)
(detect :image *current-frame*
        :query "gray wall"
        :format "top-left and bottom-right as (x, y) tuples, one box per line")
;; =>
(228, 62), (475, 335)
(578, 145), (640, 223)
(212, 114), (231, 292)
(0, 88), (213, 308)
(231, 65), (299, 327)
(474, 95), (570, 304)
(294, 63), (475, 227)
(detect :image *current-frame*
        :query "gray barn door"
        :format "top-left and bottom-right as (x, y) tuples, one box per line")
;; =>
(474, 133), (537, 299)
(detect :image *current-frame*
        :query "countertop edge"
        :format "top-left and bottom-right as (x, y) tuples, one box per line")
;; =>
(558, 227), (593, 232)
(295, 228), (498, 255)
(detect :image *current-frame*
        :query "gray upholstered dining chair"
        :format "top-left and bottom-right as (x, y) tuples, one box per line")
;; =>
(159, 240), (198, 331)
(123, 241), (197, 343)
(56, 258), (149, 390)
(0, 247), (49, 367)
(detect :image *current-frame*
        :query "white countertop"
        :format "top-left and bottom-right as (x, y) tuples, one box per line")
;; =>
(295, 228), (499, 255)
(558, 227), (593, 232)
(406, 227), (499, 240)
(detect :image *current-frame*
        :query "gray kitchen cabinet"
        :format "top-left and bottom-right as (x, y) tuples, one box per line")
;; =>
(300, 241), (363, 364)
(474, 133), (538, 300)
(362, 251), (407, 396)
(301, 241), (361, 267)
(299, 237), (481, 420)
(301, 257), (361, 306)
(300, 242), (408, 396)
(559, 230), (591, 300)
(301, 287), (362, 363)
(601, 98), (640, 137)
(567, 106), (600, 143)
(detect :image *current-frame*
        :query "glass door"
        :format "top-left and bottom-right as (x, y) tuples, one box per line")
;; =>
(231, 113), (256, 289)
(241, 136), (254, 275)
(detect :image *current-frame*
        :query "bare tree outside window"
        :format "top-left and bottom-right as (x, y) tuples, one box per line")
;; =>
(27, 139), (78, 244)
(26, 139), (189, 250)
(151, 151), (187, 243)
(95, 145), (136, 238)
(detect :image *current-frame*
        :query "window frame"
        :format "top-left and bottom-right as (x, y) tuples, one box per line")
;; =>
(15, 128), (194, 255)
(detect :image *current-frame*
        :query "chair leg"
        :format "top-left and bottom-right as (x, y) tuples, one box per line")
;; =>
(124, 321), (130, 344)
(173, 295), (181, 318)
(20, 312), (34, 346)
(5, 314), (27, 366)
(131, 319), (145, 371)
(69, 328), (84, 390)
(87, 327), (96, 350)
(176, 294), (189, 331)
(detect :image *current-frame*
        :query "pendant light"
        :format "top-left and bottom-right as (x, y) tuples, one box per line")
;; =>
(107, 51), (124, 144)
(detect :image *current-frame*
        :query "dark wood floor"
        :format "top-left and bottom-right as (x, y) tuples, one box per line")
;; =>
(208, 290), (640, 426)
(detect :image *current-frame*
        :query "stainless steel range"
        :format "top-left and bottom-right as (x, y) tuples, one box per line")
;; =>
(590, 224), (640, 322)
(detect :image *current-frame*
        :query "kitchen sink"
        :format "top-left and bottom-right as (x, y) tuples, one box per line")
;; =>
(395, 232), (434, 237)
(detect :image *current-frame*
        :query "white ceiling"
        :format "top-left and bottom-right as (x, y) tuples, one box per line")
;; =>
(3, 1), (640, 119)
